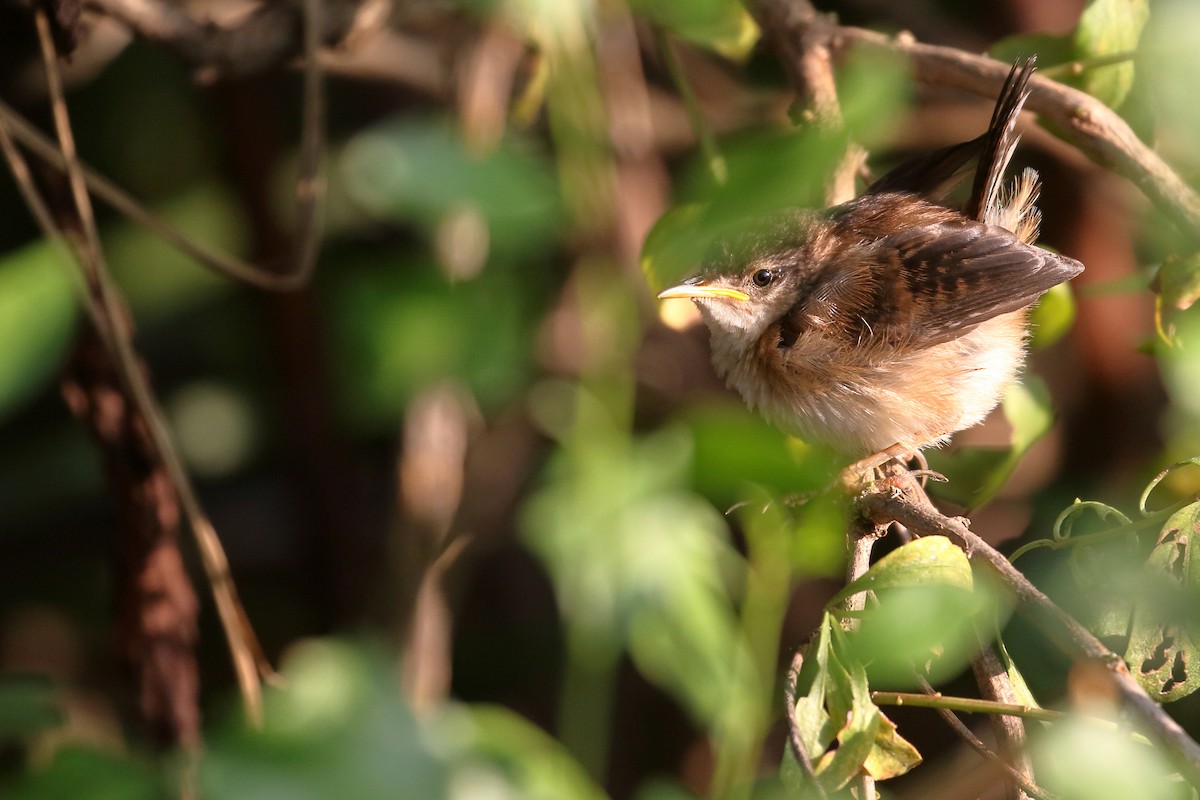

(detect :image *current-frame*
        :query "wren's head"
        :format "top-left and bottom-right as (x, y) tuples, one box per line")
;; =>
(657, 215), (814, 365)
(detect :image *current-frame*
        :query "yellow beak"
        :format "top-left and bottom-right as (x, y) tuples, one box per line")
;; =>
(657, 279), (749, 302)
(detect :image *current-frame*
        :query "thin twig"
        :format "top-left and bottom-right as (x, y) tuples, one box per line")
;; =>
(753, 0), (862, 206)
(872, 690), (1059, 720)
(28, 7), (272, 724)
(783, 648), (826, 796)
(841, 517), (885, 800)
(857, 487), (1200, 788)
(0, 98), (317, 291)
(913, 676), (1058, 800)
(971, 644), (1035, 800)
(969, 642), (1036, 800)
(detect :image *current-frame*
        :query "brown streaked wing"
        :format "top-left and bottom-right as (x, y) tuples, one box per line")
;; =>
(875, 220), (1083, 346)
(774, 219), (1081, 351)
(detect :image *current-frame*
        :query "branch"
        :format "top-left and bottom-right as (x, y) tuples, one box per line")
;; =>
(86, 0), (362, 78)
(972, 643), (1036, 800)
(857, 487), (1200, 788)
(751, 0), (1200, 244)
(783, 649), (828, 797)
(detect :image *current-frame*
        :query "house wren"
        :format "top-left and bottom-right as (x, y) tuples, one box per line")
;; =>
(657, 59), (1083, 461)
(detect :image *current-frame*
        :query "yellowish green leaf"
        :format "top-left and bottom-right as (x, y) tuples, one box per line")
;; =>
(829, 536), (972, 608)
(1073, 0), (1149, 107)
(863, 709), (922, 781)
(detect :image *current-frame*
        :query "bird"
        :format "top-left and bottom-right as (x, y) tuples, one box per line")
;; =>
(656, 58), (1083, 467)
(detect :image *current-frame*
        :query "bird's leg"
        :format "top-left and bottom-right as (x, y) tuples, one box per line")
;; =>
(838, 444), (950, 493)
(838, 443), (909, 492)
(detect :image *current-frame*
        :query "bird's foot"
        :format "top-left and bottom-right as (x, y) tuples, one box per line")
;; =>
(838, 443), (911, 493)
(838, 444), (945, 495)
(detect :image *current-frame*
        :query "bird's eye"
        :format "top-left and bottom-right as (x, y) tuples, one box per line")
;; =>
(752, 269), (774, 288)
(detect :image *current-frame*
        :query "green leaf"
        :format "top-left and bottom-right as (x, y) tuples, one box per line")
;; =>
(340, 117), (564, 259)
(786, 615), (922, 790)
(9, 747), (162, 800)
(1029, 282), (1079, 349)
(828, 536), (972, 609)
(633, 781), (701, 800)
(202, 640), (449, 800)
(457, 705), (607, 800)
(641, 203), (706, 292)
(995, 633), (1041, 711)
(1035, 714), (1180, 800)
(0, 241), (77, 422)
(329, 256), (538, 430)
(1125, 501), (1200, 702)
(1155, 252), (1200, 312)
(835, 49), (912, 150)
(846, 584), (993, 687)
(679, 402), (841, 514)
(1006, 376), (1056, 453)
(789, 615), (836, 759)
(630, 0), (759, 59)
(1073, 0), (1149, 108)
(522, 421), (744, 725)
(989, 32), (1075, 68)
(814, 626), (881, 791)
(106, 183), (246, 321)
(1138, 4), (1200, 177)
(0, 675), (62, 738)
(863, 709), (922, 781)
(644, 63), (906, 289)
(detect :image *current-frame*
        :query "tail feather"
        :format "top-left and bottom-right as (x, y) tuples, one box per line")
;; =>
(985, 166), (1042, 244)
(965, 57), (1037, 223)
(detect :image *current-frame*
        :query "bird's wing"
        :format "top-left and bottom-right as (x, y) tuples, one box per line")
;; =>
(777, 219), (1082, 350)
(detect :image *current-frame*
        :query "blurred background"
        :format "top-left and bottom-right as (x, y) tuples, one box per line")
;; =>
(2, 0), (1200, 797)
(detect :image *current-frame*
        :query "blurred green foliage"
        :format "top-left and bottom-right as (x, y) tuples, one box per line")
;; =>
(627, 0), (759, 59)
(340, 117), (564, 261)
(834, 536), (1006, 688)
(0, 676), (62, 739)
(0, 242), (76, 423)
(9, 747), (164, 800)
(1034, 716), (1183, 800)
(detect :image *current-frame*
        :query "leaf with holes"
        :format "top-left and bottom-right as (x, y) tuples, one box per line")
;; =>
(1125, 501), (1200, 702)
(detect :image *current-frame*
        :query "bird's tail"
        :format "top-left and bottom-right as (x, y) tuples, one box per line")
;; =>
(966, 56), (1037, 224)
